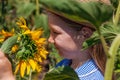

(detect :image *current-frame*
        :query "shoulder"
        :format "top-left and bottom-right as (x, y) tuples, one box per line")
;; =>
(55, 59), (72, 67)
(75, 59), (104, 80)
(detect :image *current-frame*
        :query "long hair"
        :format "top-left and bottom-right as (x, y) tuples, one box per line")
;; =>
(91, 44), (107, 75)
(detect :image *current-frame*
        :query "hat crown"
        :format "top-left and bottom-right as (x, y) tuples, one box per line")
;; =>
(41, 0), (113, 29)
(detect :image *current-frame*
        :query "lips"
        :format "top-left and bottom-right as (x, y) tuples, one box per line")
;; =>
(54, 43), (58, 49)
(54, 45), (61, 52)
(55, 46), (59, 50)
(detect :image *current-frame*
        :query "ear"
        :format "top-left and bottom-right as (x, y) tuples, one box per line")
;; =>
(81, 27), (93, 38)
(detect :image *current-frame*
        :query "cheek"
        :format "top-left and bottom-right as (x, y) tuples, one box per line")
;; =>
(55, 34), (78, 51)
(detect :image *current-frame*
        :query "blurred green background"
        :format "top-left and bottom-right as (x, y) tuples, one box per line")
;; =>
(1, 0), (120, 80)
(0, 0), (62, 79)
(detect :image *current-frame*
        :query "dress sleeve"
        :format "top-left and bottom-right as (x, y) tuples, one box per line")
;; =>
(55, 59), (72, 68)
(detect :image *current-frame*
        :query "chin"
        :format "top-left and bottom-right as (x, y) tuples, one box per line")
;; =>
(58, 51), (65, 57)
(58, 51), (71, 58)
(59, 54), (72, 59)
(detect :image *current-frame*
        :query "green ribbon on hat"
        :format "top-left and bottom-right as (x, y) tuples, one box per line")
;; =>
(40, 0), (113, 29)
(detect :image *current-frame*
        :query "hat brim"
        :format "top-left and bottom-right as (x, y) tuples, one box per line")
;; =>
(40, 0), (113, 30)
(44, 7), (95, 30)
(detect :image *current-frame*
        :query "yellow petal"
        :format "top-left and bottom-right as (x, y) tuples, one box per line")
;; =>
(17, 36), (21, 41)
(34, 54), (42, 62)
(23, 30), (31, 34)
(14, 63), (20, 74)
(0, 38), (4, 42)
(37, 38), (46, 45)
(19, 17), (27, 26)
(26, 63), (31, 75)
(40, 51), (47, 59)
(1, 30), (14, 38)
(16, 21), (22, 26)
(20, 61), (26, 77)
(12, 45), (18, 53)
(31, 30), (43, 40)
(36, 64), (42, 72)
(39, 48), (48, 59)
(1, 30), (6, 34)
(11, 28), (15, 33)
(20, 25), (29, 30)
(38, 57), (42, 62)
(29, 59), (36, 71)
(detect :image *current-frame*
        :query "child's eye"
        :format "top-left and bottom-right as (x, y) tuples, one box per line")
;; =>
(53, 32), (59, 34)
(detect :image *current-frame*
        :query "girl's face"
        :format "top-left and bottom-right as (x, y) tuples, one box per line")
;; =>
(48, 13), (83, 59)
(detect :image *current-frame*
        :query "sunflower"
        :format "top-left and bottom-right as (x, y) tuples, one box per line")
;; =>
(14, 17), (48, 77)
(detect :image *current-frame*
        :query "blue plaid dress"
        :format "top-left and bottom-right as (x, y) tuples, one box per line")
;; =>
(56, 59), (104, 80)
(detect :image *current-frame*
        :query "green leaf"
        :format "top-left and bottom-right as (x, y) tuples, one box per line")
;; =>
(17, 2), (36, 18)
(43, 66), (79, 80)
(16, 47), (25, 59)
(34, 14), (49, 37)
(82, 23), (120, 50)
(1, 35), (18, 54)
(40, 0), (113, 28)
(110, 0), (119, 8)
(34, 14), (48, 28)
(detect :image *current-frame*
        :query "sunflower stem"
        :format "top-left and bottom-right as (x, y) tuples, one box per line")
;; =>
(104, 1), (120, 80)
(104, 35), (120, 80)
(29, 69), (32, 80)
(114, 0), (120, 26)
(96, 28), (110, 57)
(36, 0), (39, 15)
